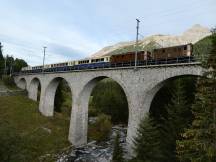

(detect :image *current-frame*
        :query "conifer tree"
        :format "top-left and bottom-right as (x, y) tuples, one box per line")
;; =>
(132, 114), (169, 162)
(112, 133), (124, 162)
(0, 42), (3, 60)
(0, 42), (4, 75)
(176, 29), (216, 162)
(164, 80), (193, 161)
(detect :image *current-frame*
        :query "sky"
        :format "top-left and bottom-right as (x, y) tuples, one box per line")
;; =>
(0, 0), (215, 66)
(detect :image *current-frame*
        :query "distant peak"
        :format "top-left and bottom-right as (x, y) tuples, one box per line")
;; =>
(192, 24), (203, 28)
(183, 24), (210, 35)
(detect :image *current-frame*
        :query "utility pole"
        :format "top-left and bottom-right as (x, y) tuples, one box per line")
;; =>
(4, 57), (6, 76)
(134, 18), (140, 70)
(42, 46), (47, 73)
(0, 42), (6, 76)
(0, 42), (3, 59)
(10, 55), (13, 76)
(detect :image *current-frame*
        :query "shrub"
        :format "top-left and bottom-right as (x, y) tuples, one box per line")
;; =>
(88, 107), (98, 117)
(88, 114), (112, 142)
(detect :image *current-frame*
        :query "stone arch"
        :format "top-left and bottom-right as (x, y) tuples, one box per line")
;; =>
(146, 74), (202, 113)
(69, 75), (130, 146)
(28, 77), (41, 101)
(42, 77), (73, 117)
(17, 78), (27, 90)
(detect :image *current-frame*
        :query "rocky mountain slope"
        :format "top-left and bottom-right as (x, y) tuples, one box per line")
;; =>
(91, 24), (211, 58)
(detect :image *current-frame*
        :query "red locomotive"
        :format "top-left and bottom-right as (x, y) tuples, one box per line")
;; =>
(152, 44), (193, 60)
(110, 51), (151, 63)
(110, 44), (193, 64)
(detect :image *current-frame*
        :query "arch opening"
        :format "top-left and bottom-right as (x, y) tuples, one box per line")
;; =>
(54, 79), (72, 117)
(17, 78), (27, 90)
(79, 76), (129, 143)
(44, 77), (72, 117)
(139, 74), (201, 161)
(29, 77), (41, 102)
(89, 78), (129, 124)
(149, 75), (200, 117)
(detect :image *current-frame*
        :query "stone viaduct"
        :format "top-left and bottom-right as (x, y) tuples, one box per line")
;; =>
(14, 63), (204, 154)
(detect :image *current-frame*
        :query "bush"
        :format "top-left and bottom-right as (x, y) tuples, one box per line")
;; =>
(88, 114), (112, 142)
(88, 107), (98, 117)
(2, 75), (15, 87)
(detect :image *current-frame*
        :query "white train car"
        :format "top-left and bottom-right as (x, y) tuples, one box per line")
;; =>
(74, 56), (111, 65)
(21, 56), (111, 72)
(68, 60), (75, 66)
(21, 66), (32, 71)
(32, 65), (43, 70)
(91, 56), (110, 63)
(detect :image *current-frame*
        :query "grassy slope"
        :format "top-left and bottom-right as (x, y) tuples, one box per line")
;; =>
(0, 95), (71, 162)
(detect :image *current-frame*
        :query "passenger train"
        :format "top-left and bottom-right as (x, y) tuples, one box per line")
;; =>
(20, 44), (194, 74)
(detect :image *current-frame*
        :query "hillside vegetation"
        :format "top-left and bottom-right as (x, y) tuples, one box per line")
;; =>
(0, 95), (70, 162)
(193, 35), (213, 61)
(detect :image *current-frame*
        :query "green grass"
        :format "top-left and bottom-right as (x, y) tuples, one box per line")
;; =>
(0, 95), (71, 162)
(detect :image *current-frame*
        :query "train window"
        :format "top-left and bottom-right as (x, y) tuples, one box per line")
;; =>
(184, 46), (187, 50)
(162, 49), (165, 53)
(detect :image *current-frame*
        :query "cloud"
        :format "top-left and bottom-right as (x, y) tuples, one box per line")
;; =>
(0, 14), (104, 66)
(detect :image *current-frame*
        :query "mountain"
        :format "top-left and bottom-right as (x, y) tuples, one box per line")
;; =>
(91, 24), (211, 58)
